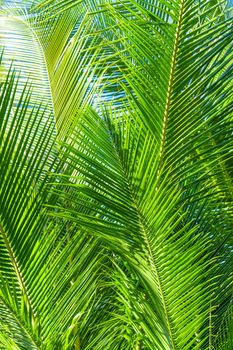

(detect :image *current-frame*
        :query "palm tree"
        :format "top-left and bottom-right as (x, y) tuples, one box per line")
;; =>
(0, 0), (232, 348)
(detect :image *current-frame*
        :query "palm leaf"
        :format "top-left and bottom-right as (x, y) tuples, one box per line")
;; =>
(0, 0), (232, 348)
(49, 106), (215, 348)
(0, 55), (108, 348)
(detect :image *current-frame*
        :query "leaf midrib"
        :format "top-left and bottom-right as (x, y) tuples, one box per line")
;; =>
(111, 2), (187, 347)
(0, 297), (39, 350)
(0, 223), (40, 348)
(106, 127), (177, 349)
(159, 0), (186, 166)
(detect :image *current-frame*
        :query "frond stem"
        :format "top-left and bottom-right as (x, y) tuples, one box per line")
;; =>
(107, 129), (177, 348)
(0, 223), (38, 337)
(0, 297), (40, 349)
(159, 0), (185, 165)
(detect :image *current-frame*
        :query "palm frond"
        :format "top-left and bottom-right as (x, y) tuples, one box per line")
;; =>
(1, 0), (232, 348)
(48, 105), (216, 348)
(214, 302), (233, 350)
(0, 55), (109, 348)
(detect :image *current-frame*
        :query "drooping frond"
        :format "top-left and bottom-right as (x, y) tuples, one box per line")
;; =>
(0, 52), (58, 348)
(0, 55), (110, 349)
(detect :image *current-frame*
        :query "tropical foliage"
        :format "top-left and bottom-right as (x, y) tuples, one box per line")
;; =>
(0, 0), (233, 349)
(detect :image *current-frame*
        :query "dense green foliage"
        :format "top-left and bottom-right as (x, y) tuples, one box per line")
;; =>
(0, 0), (233, 349)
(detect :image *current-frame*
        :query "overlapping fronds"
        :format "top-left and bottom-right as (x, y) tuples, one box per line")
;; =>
(0, 0), (232, 348)
(0, 56), (111, 349)
(48, 106), (216, 348)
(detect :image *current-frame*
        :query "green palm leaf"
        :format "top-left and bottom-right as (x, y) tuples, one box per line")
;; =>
(0, 0), (232, 348)
(0, 56), (106, 349)
(49, 106), (215, 348)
